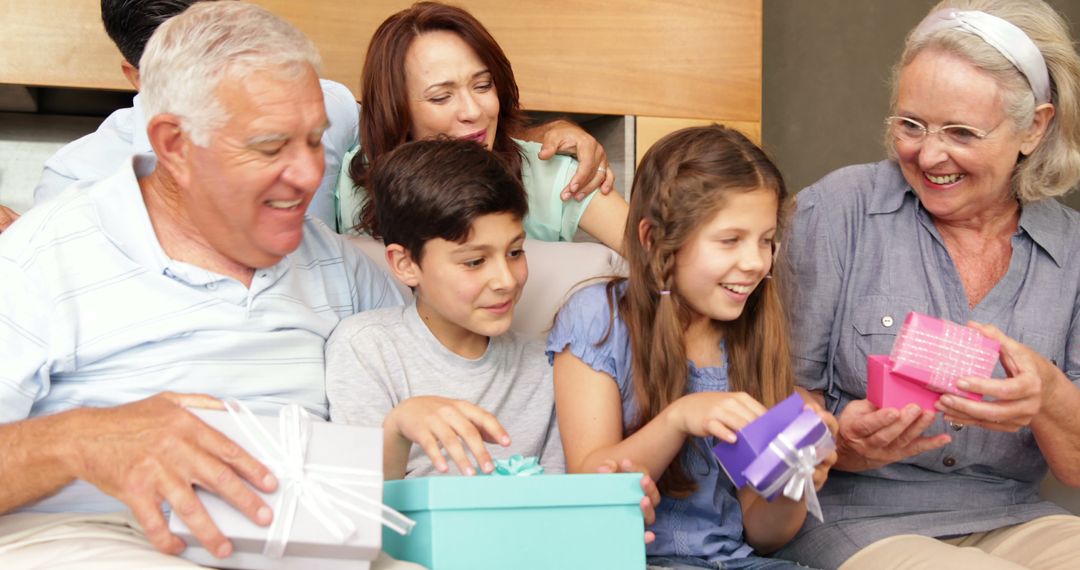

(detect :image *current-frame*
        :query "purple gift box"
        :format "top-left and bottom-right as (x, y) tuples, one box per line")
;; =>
(712, 393), (835, 521)
(712, 393), (807, 489)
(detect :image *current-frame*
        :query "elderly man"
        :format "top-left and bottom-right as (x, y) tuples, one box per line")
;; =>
(0, 3), (414, 568)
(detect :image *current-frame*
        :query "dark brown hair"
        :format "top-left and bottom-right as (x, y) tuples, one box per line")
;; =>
(349, 1), (525, 233)
(365, 138), (527, 262)
(610, 124), (794, 497)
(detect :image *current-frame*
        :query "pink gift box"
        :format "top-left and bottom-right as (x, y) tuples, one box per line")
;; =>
(866, 355), (940, 411)
(888, 312), (997, 400)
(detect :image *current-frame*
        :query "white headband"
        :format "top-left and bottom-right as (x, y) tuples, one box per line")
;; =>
(912, 9), (1051, 104)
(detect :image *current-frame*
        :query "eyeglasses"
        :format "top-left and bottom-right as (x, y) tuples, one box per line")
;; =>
(885, 116), (997, 147)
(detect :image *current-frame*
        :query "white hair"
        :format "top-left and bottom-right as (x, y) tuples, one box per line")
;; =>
(888, 0), (1080, 202)
(139, 1), (322, 146)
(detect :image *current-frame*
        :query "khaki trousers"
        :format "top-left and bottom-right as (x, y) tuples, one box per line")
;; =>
(840, 515), (1080, 570)
(0, 511), (425, 570)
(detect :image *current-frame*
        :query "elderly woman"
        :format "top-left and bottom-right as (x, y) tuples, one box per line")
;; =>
(778, 0), (1080, 568)
(336, 1), (628, 251)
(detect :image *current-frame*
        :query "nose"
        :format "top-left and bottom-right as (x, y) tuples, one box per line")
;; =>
(489, 255), (525, 293)
(737, 240), (768, 276)
(457, 90), (482, 123)
(916, 132), (950, 171)
(283, 142), (325, 193)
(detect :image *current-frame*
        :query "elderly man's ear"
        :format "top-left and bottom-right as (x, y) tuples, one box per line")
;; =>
(146, 114), (193, 189)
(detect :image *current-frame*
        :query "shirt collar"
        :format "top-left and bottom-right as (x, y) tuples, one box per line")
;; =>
(130, 94), (153, 155)
(96, 154), (171, 273)
(1018, 198), (1066, 267)
(867, 160), (913, 215)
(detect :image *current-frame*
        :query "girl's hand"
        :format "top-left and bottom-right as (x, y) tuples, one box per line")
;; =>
(597, 458), (660, 544)
(666, 391), (767, 443)
(935, 322), (1060, 432)
(386, 396), (510, 475)
(833, 400), (950, 472)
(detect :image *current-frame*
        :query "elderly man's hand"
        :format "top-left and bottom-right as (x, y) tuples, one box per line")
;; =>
(69, 392), (276, 558)
(935, 322), (1060, 432)
(832, 400), (951, 472)
(530, 120), (615, 200)
(0, 204), (20, 232)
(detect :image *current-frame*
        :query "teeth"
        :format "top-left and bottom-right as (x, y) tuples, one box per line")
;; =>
(926, 173), (964, 185)
(721, 283), (754, 294)
(266, 199), (302, 209)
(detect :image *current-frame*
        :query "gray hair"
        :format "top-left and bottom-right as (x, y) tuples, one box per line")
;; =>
(139, 1), (322, 146)
(887, 0), (1080, 202)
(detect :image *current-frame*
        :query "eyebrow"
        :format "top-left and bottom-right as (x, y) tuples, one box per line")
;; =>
(421, 69), (492, 95)
(245, 120), (331, 147)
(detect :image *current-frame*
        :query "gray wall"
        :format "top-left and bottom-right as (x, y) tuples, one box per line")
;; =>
(763, 0), (1080, 209)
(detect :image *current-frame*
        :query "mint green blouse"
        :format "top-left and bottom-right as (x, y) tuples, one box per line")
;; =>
(334, 139), (595, 241)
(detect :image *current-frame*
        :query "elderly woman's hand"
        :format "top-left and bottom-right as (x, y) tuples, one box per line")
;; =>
(832, 399), (952, 472)
(935, 322), (1064, 432)
(0, 204), (20, 233)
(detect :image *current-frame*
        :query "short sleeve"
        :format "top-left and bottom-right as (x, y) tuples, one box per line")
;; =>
(515, 139), (595, 242)
(545, 283), (624, 380)
(334, 145), (365, 235)
(0, 256), (51, 422)
(325, 316), (397, 427)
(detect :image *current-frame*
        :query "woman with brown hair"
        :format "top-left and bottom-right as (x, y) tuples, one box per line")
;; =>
(336, 1), (628, 251)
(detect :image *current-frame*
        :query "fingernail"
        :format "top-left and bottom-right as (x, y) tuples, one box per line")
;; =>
(465, 467), (475, 476)
(501, 435), (511, 445)
(724, 434), (737, 443)
(561, 192), (571, 200)
(217, 542), (233, 558)
(575, 192), (585, 201)
(262, 474), (277, 489)
(483, 462), (494, 472)
(956, 380), (970, 390)
(571, 183), (580, 192)
(257, 506), (272, 524)
(597, 465), (612, 473)
(940, 395), (954, 406)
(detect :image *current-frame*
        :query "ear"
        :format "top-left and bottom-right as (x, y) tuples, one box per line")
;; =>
(1020, 102), (1055, 156)
(637, 219), (653, 252)
(120, 60), (141, 90)
(385, 244), (422, 288)
(146, 113), (192, 189)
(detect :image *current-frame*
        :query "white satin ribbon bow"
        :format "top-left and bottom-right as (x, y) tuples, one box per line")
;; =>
(223, 400), (415, 559)
(757, 431), (836, 522)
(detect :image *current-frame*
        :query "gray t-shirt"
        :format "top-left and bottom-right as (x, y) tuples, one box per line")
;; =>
(325, 302), (564, 477)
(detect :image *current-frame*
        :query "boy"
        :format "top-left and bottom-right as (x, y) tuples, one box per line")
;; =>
(325, 139), (563, 479)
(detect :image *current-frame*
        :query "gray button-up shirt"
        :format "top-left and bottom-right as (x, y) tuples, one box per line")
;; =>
(777, 160), (1079, 569)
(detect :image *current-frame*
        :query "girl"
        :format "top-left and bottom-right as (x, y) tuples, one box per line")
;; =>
(547, 125), (835, 569)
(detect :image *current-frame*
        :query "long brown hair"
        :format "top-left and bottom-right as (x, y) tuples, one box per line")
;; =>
(349, 1), (526, 233)
(612, 124), (793, 497)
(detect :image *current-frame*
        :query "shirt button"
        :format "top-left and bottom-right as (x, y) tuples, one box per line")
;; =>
(881, 315), (894, 327)
(943, 456), (957, 467)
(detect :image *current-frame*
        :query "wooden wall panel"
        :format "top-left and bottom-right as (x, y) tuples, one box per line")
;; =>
(636, 116), (761, 163)
(1, 0), (760, 122)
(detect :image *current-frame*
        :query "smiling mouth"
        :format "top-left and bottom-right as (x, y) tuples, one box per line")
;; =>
(720, 283), (755, 295)
(265, 199), (303, 210)
(925, 173), (965, 185)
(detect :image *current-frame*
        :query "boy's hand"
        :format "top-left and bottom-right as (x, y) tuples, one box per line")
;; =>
(597, 458), (660, 544)
(386, 396), (510, 475)
(667, 391), (767, 443)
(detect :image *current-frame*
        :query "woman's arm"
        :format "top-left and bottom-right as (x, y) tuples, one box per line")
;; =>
(577, 190), (629, 254)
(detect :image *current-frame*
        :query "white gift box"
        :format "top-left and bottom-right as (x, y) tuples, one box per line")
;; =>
(167, 403), (411, 570)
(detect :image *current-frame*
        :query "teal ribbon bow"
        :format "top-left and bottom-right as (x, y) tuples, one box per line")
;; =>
(490, 455), (544, 476)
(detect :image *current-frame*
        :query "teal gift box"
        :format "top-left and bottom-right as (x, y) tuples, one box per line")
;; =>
(382, 473), (645, 569)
